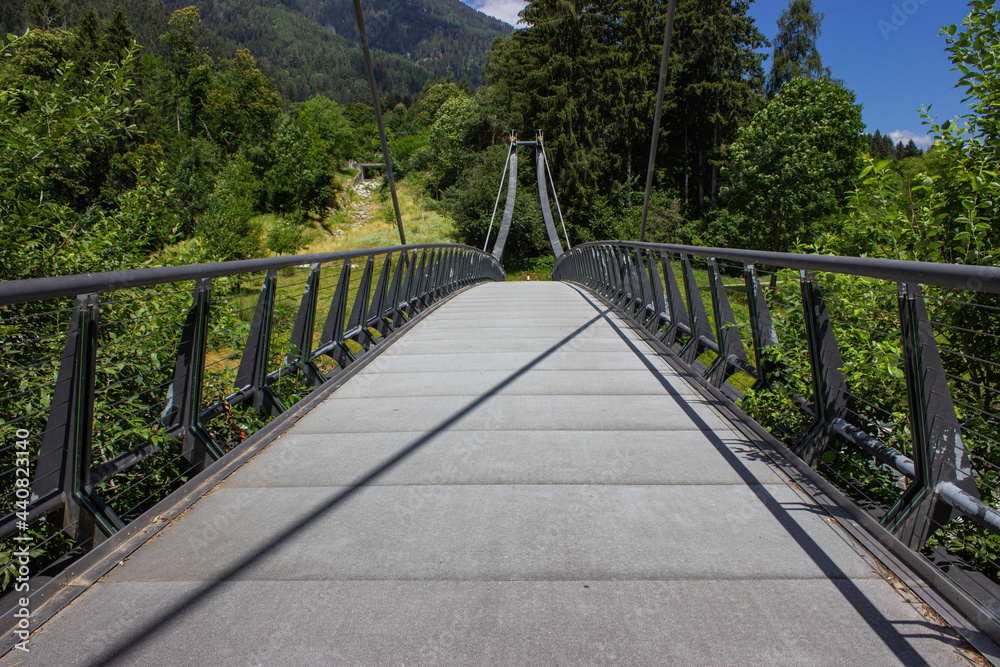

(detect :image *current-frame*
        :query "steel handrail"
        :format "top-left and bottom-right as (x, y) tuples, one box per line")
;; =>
(566, 240), (1000, 294)
(552, 238), (1000, 646)
(0, 243), (494, 305)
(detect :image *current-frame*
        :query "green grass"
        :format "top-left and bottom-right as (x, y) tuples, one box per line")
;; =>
(307, 178), (457, 254)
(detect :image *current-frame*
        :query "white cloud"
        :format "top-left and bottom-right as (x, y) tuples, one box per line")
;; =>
(466, 0), (528, 26)
(888, 129), (933, 148)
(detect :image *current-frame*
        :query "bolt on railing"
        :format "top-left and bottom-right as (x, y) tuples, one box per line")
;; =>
(0, 244), (503, 594)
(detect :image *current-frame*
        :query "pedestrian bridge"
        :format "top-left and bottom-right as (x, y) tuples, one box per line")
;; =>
(1, 243), (999, 664)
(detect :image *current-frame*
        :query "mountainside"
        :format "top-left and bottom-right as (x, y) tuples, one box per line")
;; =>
(2, 0), (511, 103)
(263, 0), (511, 83)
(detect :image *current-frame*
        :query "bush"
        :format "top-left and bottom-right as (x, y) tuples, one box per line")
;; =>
(196, 156), (263, 261)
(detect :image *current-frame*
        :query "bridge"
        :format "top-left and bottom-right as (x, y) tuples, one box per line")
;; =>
(1, 241), (1000, 664)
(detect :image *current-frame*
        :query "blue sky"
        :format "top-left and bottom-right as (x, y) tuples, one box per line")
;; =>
(462, 0), (973, 147)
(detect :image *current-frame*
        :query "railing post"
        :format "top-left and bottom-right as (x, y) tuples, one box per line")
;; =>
(645, 249), (669, 335)
(678, 254), (717, 364)
(705, 258), (754, 387)
(367, 254), (393, 336)
(286, 264), (325, 387)
(235, 269), (285, 417)
(32, 293), (123, 545)
(162, 279), (226, 467)
(318, 262), (355, 368)
(409, 250), (428, 314)
(611, 247), (632, 310)
(396, 251), (417, 325)
(633, 249), (653, 324)
(795, 270), (851, 466)
(587, 248), (599, 289)
(744, 264), (779, 389)
(627, 251), (644, 317)
(885, 282), (982, 549)
(346, 255), (376, 350)
(426, 249), (442, 303)
(658, 251), (691, 347)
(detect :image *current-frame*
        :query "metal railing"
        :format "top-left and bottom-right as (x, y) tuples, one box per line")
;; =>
(0, 244), (503, 590)
(554, 240), (1000, 641)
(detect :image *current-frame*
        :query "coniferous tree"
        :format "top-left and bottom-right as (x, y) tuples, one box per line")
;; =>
(28, 0), (63, 30)
(766, 0), (829, 97)
(901, 139), (922, 159)
(0, 2), (26, 36)
(102, 5), (134, 63)
(664, 0), (767, 211)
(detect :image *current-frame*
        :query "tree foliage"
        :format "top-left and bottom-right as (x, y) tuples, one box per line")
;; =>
(766, 0), (830, 97)
(721, 77), (864, 253)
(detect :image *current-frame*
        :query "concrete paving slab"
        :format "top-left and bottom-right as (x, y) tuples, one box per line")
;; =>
(393, 326), (631, 342)
(224, 431), (787, 487)
(329, 369), (701, 397)
(351, 350), (676, 373)
(100, 484), (878, 583)
(289, 394), (733, 433)
(378, 336), (641, 355)
(4, 579), (967, 667)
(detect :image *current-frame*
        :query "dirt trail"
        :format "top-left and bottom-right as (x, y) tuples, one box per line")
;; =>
(333, 180), (381, 237)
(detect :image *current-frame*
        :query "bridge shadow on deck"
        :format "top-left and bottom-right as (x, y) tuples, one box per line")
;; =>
(81, 289), (950, 665)
(569, 285), (955, 664)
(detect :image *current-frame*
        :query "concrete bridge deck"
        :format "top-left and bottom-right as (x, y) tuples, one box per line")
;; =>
(4, 282), (972, 665)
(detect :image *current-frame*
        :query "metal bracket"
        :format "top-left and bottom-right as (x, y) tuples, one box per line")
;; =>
(409, 250), (428, 314)
(705, 258), (754, 387)
(659, 251), (691, 347)
(631, 249), (652, 322)
(744, 264), (779, 389)
(32, 293), (123, 545)
(286, 265), (325, 387)
(235, 269), (285, 417)
(677, 254), (717, 364)
(645, 249), (668, 335)
(162, 279), (226, 467)
(318, 261), (355, 368)
(885, 283), (982, 549)
(395, 251), (417, 326)
(346, 255), (376, 350)
(795, 270), (851, 467)
(368, 253), (394, 336)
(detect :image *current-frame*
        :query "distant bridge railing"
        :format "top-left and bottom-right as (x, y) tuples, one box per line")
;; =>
(0, 244), (502, 596)
(554, 241), (1000, 642)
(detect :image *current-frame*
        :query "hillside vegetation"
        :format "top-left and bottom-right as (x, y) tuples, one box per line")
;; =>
(2, 0), (510, 103)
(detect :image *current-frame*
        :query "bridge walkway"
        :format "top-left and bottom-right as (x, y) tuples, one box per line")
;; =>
(3, 282), (971, 665)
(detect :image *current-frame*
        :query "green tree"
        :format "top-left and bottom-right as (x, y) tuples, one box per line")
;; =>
(263, 95), (353, 220)
(429, 92), (478, 190)
(197, 155), (262, 261)
(938, 0), (1000, 159)
(28, 0), (62, 30)
(766, 0), (830, 98)
(0, 35), (147, 279)
(205, 49), (282, 152)
(663, 0), (768, 210)
(721, 77), (863, 254)
(101, 5), (134, 64)
(159, 6), (211, 138)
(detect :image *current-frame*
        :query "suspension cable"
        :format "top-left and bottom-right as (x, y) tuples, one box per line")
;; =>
(639, 0), (678, 243)
(351, 0), (407, 245)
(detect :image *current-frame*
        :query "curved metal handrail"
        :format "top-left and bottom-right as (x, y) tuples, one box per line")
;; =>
(553, 239), (1000, 644)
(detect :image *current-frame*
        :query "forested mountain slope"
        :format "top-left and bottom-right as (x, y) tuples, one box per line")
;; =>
(2, 0), (510, 102)
(255, 0), (512, 85)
